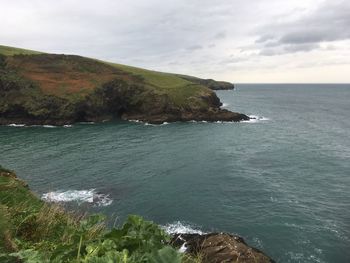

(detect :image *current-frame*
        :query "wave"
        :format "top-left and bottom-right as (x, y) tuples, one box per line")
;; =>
(6, 124), (73, 128)
(221, 103), (230, 108)
(162, 221), (205, 235)
(242, 115), (270, 123)
(162, 222), (205, 253)
(41, 189), (112, 207)
(7, 124), (26, 127)
(285, 251), (325, 263)
(130, 120), (170, 126)
(187, 120), (208, 123)
(78, 122), (95, 125)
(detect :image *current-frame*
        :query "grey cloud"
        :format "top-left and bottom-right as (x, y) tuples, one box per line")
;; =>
(1, 0), (350, 82)
(284, 43), (319, 52)
(280, 31), (329, 44)
(260, 43), (319, 56)
(186, 45), (203, 51)
(255, 35), (274, 43)
(214, 31), (226, 39)
(257, 0), (350, 56)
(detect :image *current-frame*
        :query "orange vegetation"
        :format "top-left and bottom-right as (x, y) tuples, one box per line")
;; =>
(6, 54), (133, 97)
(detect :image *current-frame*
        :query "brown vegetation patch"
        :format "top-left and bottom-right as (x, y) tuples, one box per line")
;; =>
(5, 54), (136, 97)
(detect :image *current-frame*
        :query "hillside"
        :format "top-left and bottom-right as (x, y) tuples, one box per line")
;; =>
(0, 166), (274, 262)
(0, 45), (248, 125)
(0, 165), (186, 262)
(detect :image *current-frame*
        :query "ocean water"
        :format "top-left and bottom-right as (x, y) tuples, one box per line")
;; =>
(1, 84), (350, 262)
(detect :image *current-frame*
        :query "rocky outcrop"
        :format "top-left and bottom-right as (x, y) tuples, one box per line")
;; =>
(177, 75), (235, 90)
(121, 88), (249, 124)
(123, 109), (249, 124)
(171, 233), (275, 263)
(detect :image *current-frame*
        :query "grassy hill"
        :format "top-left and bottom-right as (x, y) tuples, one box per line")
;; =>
(0, 45), (247, 124)
(0, 45), (215, 102)
(0, 45), (42, 56)
(0, 165), (196, 262)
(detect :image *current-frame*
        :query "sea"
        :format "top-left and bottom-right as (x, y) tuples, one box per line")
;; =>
(1, 84), (349, 262)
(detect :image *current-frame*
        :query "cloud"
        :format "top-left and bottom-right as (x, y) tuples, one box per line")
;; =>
(213, 31), (226, 39)
(0, 0), (349, 82)
(260, 43), (320, 56)
(186, 45), (203, 51)
(257, 0), (350, 56)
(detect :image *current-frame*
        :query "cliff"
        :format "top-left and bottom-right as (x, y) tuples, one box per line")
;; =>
(0, 45), (248, 125)
(0, 166), (274, 262)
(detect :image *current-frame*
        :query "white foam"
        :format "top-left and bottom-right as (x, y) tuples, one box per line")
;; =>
(7, 124), (26, 127)
(179, 243), (187, 253)
(63, 124), (73, 128)
(242, 115), (270, 123)
(41, 189), (112, 207)
(78, 122), (95, 125)
(131, 120), (170, 126)
(129, 119), (142, 123)
(42, 125), (57, 128)
(144, 122), (156, 126)
(162, 221), (205, 235)
(222, 103), (230, 108)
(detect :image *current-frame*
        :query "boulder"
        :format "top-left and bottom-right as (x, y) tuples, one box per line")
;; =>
(171, 233), (275, 263)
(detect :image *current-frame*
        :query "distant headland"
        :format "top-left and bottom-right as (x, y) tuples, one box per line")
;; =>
(0, 45), (248, 125)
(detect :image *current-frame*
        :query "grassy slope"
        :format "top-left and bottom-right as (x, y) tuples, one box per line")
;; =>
(0, 45), (210, 107)
(0, 45), (42, 56)
(0, 166), (195, 262)
(108, 62), (206, 107)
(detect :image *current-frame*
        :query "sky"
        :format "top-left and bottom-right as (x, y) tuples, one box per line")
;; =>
(1, 0), (349, 83)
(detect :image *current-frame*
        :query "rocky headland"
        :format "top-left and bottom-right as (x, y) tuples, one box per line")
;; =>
(0, 45), (248, 125)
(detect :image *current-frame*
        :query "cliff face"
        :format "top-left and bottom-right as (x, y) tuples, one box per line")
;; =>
(0, 46), (248, 125)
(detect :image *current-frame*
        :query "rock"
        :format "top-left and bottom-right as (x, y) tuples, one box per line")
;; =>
(177, 75), (235, 90)
(171, 233), (275, 263)
(0, 167), (16, 179)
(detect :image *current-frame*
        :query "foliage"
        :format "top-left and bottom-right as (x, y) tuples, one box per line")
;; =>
(3, 214), (183, 263)
(0, 45), (42, 56)
(0, 45), (216, 118)
(0, 167), (192, 262)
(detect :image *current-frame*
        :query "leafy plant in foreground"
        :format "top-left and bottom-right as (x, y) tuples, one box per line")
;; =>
(6, 215), (182, 263)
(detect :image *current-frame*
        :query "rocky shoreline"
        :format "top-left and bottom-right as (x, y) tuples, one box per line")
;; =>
(0, 107), (250, 126)
(171, 233), (275, 263)
(1, 168), (274, 262)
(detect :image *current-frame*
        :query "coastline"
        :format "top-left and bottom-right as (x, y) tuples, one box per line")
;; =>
(0, 166), (274, 262)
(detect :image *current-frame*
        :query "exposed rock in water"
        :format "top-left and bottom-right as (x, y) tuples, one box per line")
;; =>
(171, 233), (275, 263)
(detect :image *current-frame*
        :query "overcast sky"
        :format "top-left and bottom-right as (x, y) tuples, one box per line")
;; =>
(1, 0), (349, 83)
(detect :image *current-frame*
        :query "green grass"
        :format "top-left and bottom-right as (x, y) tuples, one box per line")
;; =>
(1, 45), (220, 122)
(107, 62), (209, 107)
(1, 44), (213, 108)
(0, 45), (43, 56)
(0, 166), (200, 262)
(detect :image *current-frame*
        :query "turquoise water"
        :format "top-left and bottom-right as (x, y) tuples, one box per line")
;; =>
(1, 84), (350, 262)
